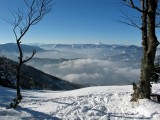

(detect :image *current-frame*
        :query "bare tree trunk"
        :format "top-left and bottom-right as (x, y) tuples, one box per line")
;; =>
(140, 0), (151, 99)
(141, 0), (159, 99)
(131, 0), (159, 101)
(10, 40), (23, 108)
(144, 0), (159, 97)
(16, 40), (23, 101)
(8, 0), (52, 109)
(16, 66), (22, 100)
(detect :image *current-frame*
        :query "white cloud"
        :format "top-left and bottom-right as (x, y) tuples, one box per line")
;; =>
(32, 58), (140, 86)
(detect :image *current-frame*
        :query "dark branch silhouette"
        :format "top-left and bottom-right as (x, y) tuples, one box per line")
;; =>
(5, 0), (53, 109)
(122, 0), (159, 102)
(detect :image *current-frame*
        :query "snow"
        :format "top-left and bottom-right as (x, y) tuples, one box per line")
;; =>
(95, 42), (103, 45)
(0, 84), (160, 120)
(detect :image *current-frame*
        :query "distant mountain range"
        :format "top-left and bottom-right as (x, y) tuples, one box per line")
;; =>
(0, 42), (143, 53)
(0, 43), (151, 67)
(33, 43), (141, 50)
(0, 43), (45, 53)
(34, 43), (143, 64)
(0, 43), (145, 68)
(1, 43), (160, 87)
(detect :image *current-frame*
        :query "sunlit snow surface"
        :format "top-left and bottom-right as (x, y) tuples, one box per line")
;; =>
(0, 84), (160, 120)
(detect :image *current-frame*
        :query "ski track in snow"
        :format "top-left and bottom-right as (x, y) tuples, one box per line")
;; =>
(0, 85), (160, 120)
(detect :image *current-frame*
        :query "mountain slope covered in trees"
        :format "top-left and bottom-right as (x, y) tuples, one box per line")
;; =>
(0, 57), (79, 90)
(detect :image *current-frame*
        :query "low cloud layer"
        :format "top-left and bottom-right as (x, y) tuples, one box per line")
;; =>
(29, 58), (140, 86)
(1, 44), (144, 86)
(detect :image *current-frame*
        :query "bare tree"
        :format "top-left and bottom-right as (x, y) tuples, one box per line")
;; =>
(122, 0), (159, 101)
(5, 0), (53, 108)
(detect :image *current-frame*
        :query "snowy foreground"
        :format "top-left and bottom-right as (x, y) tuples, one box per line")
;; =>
(0, 85), (160, 120)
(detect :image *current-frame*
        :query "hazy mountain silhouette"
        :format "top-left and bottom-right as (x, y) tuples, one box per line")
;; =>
(0, 43), (45, 53)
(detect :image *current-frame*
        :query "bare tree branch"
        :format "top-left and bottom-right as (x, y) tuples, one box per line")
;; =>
(119, 11), (141, 29)
(122, 0), (145, 12)
(23, 50), (36, 63)
(6, 0), (54, 109)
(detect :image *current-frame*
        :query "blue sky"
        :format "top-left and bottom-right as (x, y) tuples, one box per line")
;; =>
(0, 0), (146, 45)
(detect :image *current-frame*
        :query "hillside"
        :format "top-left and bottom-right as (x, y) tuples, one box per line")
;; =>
(0, 57), (79, 90)
(0, 84), (160, 119)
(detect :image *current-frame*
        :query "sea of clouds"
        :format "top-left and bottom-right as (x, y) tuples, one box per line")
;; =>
(3, 44), (142, 87)
(28, 58), (140, 86)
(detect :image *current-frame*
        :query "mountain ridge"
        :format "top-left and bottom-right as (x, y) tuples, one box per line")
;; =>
(0, 43), (46, 53)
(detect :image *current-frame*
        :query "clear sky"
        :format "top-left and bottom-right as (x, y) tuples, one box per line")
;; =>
(0, 0), (152, 45)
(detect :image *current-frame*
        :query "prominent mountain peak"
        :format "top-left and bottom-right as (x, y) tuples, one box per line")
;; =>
(95, 42), (103, 45)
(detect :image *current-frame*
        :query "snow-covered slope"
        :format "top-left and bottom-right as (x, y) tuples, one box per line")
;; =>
(0, 84), (160, 120)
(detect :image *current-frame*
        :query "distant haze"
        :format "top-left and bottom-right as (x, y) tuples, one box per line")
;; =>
(0, 43), (146, 86)
(27, 43), (143, 86)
